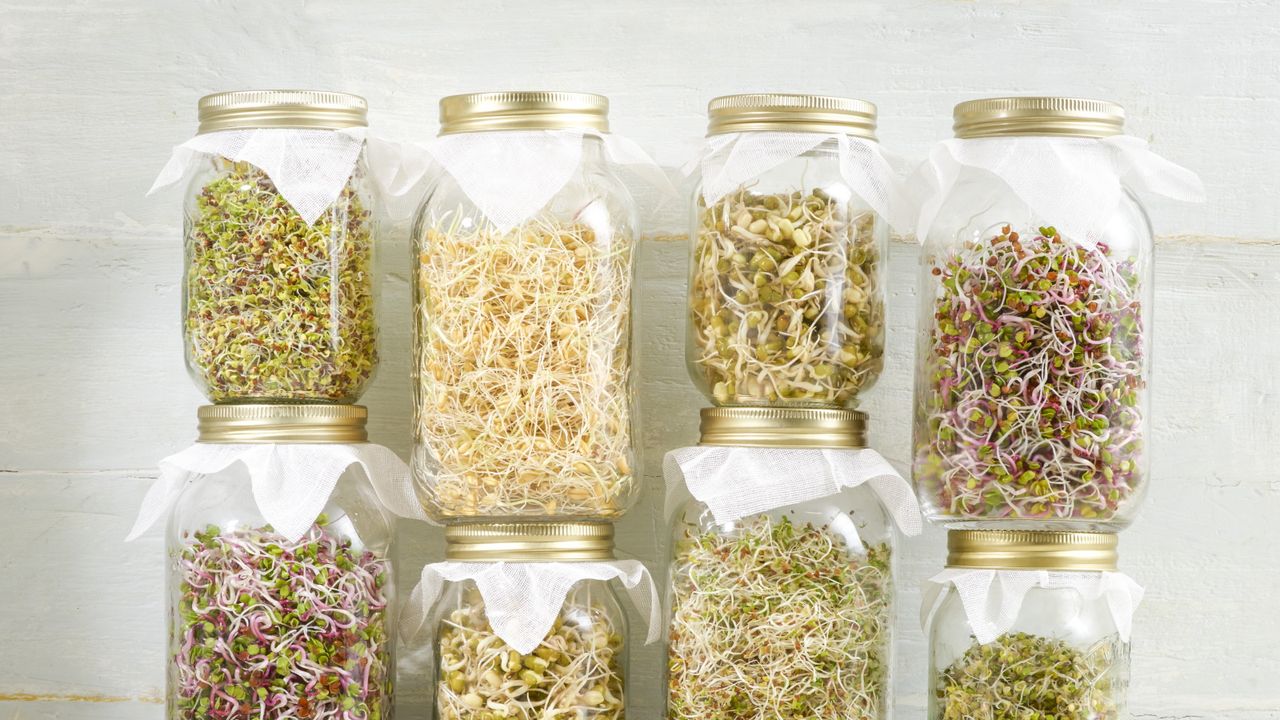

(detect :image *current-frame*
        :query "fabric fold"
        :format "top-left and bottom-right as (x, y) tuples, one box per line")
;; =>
(923, 568), (1145, 644)
(425, 129), (672, 233)
(913, 135), (1204, 245)
(664, 446), (921, 536)
(150, 127), (430, 224)
(126, 442), (428, 542)
(403, 560), (661, 655)
(691, 131), (912, 232)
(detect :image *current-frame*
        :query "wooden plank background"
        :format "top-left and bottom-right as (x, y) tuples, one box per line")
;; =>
(3, 1), (1279, 718)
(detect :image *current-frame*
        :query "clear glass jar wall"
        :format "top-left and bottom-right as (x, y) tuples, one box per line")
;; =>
(433, 579), (628, 720)
(928, 583), (1130, 720)
(182, 91), (380, 404)
(913, 98), (1152, 531)
(412, 93), (638, 522)
(667, 489), (894, 720)
(166, 463), (396, 720)
(687, 95), (888, 409)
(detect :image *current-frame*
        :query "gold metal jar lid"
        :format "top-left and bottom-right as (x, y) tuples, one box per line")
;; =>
(698, 407), (866, 448)
(197, 404), (368, 443)
(445, 522), (615, 561)
(438, 91), (609, 135)
(706, 93), (877, 139)
(947, 530), (1118, 572)
(197, 90), (368, 134)
(953, 96), (1125, 139)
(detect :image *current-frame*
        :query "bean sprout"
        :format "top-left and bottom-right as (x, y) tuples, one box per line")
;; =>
(413, 210), (634, 519)
(916, 225), (1144, 522)
(690, 188), (883, 406)
(668, 515), (890, 720)
(437, 586), (624, 720)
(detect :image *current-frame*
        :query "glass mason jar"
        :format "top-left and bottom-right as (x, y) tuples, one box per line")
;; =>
(928, 531), (1133, 720)
(412, 91), (638, 522)
(166, 405), (395, 720)
(431, 524), (629, 720)
(667, 407), (896, 720)
(913, 98), (1153, 531)
(183, 90), (379, 404)
(687, 94), (889, 408)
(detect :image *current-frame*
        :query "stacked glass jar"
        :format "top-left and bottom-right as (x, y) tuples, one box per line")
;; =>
(927, 531), (1139, 720)
(168, 406), (397, 720)
(667, 94), (913, 720)
(161, 91), (398, 720)
(411, 91), (639, 523)
(183, 90), (380, 405)
(667, 408), (899, 720)
(409, 92), (647, 719)
(913, 97), (1155, 720)
(426, 524), (632, 720)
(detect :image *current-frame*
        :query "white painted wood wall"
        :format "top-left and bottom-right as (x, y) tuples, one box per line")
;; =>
(3, 1), (1278, 718)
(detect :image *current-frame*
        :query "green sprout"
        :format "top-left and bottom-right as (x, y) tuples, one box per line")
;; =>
(184, 161), (378, 402)
(936, 631), (1128, 720)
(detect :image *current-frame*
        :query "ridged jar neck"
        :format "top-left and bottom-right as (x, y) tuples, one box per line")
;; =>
(438, 91), (609, 135)
(706, 93), (878, 139)
(946, 530), (1118, 572)
(197, 404), (368, 443)
(952, 96), (1125, 139)
(445, 522), (615, 561)
(197, 89), (368, 134)
(698, 407), (866, 448)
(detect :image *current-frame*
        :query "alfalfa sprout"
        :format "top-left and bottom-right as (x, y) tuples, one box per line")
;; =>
(667, 515), (891, 720)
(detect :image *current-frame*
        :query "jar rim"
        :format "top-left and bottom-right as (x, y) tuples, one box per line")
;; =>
(438, 91), (609, 135)
(698, 407), (867, 448)
(196, 404), (368, 443)
(444, 522), (615, 561)
(946, 530), (1118, 571)
(197, 90), (368, 134)
(953, 96), (1125, 139)
(706, 93), (877, 139)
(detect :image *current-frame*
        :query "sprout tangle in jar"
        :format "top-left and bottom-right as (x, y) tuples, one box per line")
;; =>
(667, 514), (891, 720)
(936, 632), (1127, 720)
(927, 530), (1141, 720)
(413, 218), (633, 520)
(915, 224), (1144, 526)
(436, 584), (626, 720)
(909, 95), (1201, 531)
(690, 187), (884, 407)
(171, 519), (392, 720)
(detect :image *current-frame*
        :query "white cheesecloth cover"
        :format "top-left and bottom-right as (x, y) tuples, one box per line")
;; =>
(426, 129), (672, 233)
(922, 568), (1145, 645)
(913, 135), (1204, 245)
(403, 560), (661, 656)
(126, 442), (428, 543)
(149, 127), (431, 225)
(691, 131), (913, 231)
(664, 446), (922, 548)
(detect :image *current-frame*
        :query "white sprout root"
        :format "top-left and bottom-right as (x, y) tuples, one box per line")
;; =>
(413, 210), (635, 519)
